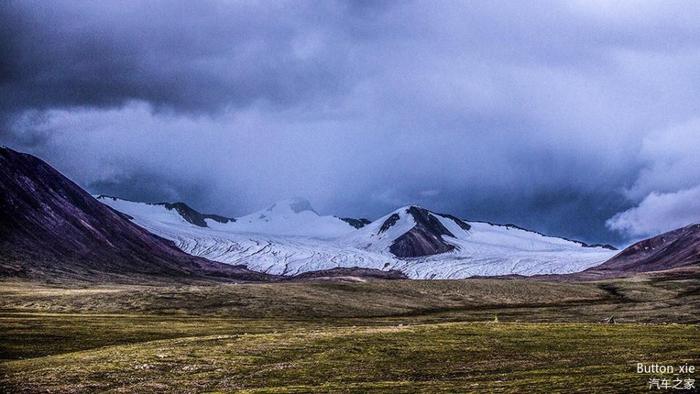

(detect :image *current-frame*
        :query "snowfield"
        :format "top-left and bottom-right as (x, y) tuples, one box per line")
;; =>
(98, 196), (616, 279)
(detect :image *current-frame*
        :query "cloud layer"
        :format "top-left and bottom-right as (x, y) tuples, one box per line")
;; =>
(607, 118), (700, 237)
(607, 186), (700, 238)
(3, 1), (700, 246)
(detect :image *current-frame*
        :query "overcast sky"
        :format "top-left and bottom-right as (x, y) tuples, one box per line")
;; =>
(2, 0), (700, 246)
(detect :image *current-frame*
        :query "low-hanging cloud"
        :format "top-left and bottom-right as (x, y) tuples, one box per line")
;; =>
(607, 186), (700, 238)
(2, 0), (700, 246)
(607, 118), (700, 237)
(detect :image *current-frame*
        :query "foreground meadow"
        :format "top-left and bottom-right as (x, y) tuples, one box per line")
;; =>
(1, 273), (698, 392)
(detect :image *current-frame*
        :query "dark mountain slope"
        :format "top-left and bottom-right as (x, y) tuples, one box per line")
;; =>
(0, 147), (271, 283)
(387, 206), (472, 258)
(96, 196), (235, 228)
(580, 223), (699, 277)
(340, 217), (371, 229)
(163, 202), (235, 226)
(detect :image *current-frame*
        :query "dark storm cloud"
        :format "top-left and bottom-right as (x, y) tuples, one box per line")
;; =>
(3, 0), (700, 246)
(0, 0), (363, 114)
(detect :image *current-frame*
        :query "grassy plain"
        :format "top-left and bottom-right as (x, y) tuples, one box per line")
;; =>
(1, 272), (698, 392)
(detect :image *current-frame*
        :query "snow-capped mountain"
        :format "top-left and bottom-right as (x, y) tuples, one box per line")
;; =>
(343, 206), (473, 257)
(228, 198), (360, 238)
(97, 196), (617, 279)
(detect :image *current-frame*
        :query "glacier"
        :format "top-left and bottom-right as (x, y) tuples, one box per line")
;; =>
(97, 196), (617, 279)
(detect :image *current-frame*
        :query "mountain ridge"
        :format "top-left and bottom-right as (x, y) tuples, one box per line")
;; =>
(99, 196), (617, 278)
(579, 223), (700, 278)
(96, 195), (237, 228)
(0, 147), (272, 283)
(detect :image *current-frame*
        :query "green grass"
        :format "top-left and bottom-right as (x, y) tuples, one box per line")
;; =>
(1, 273), (698, 392)
(2, 322), (697, 393)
